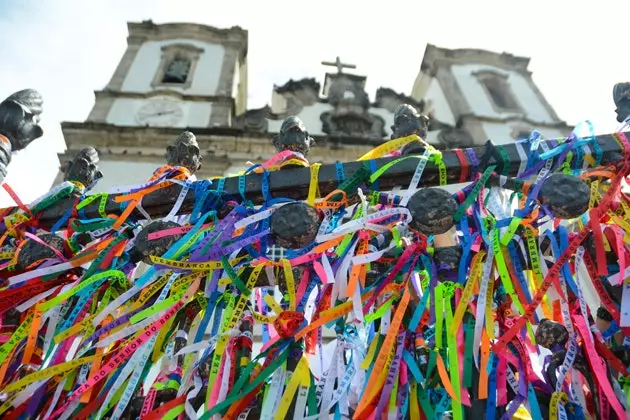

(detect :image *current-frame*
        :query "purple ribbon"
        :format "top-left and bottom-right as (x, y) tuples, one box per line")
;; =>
(206, 229), (270, 260)
(83, 305), (146, 345)
(395, 366), (409, 420)
(188, 211), (241, 262)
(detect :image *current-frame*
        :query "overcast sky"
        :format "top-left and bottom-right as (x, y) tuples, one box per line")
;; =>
(0, 0), (627, 206)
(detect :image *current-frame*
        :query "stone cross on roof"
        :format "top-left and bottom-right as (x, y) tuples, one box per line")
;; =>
(321, 56), (357, 74)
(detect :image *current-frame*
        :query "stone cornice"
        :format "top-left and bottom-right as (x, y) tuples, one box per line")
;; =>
(94, 89), (235, 105)
(127, 21), (248, 51)
(60, 121), (387, 148)
(274, 78), (321, 95)
(458, 113), (572, 130)
(421, 44), (531, 76)
(61, 121), (245, 138)
(59, 122), (380, 173)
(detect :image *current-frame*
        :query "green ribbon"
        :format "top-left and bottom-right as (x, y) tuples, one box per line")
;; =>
(416, 379), (435, 419)
(31, 184), (76, 214)
(365, 296), (395, 323)
(221, 256), (250, 296)
(200, 345), (292, 419)
(463, 317), (475, 388)
(453, 166), (496, 222)
(496, 145), (510, 175)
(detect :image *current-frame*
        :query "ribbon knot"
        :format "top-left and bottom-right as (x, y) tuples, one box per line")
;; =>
(274, 311), (305, 339)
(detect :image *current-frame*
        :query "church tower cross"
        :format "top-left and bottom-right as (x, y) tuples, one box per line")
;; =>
(321, 56), (357, 74)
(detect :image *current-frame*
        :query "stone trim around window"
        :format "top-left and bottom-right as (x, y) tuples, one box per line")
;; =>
(472, 70), (524, 115)
(151, 43), (205, 91)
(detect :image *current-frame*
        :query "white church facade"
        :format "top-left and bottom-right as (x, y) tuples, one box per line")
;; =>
(413, 44), (570, 145)
(58, 20), (571, 193)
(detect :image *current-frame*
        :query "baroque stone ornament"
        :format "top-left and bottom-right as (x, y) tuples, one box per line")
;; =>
(235, 106), (270, 133)
(320, 73), (386, 138)
(613, 82), (630, 123)
(374, 88), (426, 114)
(272, 116), (314, 157)
(0, 89), (44, 180)
(61, 147), (103, 188)
(165, 131), (202, 174)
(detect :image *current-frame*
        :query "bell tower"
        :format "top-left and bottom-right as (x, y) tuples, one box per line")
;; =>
(411, 44), (571, 145)
(58, 21), (248, 192)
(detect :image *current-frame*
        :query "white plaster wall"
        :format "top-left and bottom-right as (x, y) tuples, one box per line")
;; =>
(106, 98), (212, 128)
(186, 102), (213, 128)
(122, 39), (225, 95)
(90, 161), (162, 193)
(270, 90), (287, 114)
(370, 107), (394, 139)
(451, 64), (554, 123)
(424, 130), (441, 146)
(481, 122), (567, 145)
(267, 102), (333, 135)
(425, 78), (456, 126)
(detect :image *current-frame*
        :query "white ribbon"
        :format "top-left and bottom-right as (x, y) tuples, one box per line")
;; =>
(234, 208), (275, 229)
(260, 362), (286, 420)
(97, 338), (152, 420)
(316, 208), (411, 243)
(400, 150), (431, 207)
(473, 246), (494, 368)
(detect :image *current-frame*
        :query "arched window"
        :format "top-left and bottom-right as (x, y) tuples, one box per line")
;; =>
(473, 70), (522, 113)
(162, 56), (191, 84)
(152, 44), (204, 90)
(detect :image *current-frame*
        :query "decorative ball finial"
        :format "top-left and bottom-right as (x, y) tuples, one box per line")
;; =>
(273, 116), (314, 157)
(132, 220), (184, 264)
(165, 131), (202, 174)
(406, 188), (458, 235)
(539, 174), (590, 218)
(270, 202), (321, 249)
(16, 233), (65, 270)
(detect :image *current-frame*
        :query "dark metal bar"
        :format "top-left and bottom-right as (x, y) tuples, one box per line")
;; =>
(11, 132), (628, 230)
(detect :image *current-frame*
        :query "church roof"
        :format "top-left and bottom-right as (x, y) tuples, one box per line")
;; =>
(421, 43), (531, 75)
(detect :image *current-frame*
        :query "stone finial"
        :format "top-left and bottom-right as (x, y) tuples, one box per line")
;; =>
(272, 116), (314, 157)
(613, 82), (630, 123)
(0, 89), (44, 180)
(0, 89), (43, 150)
(61, 147), (103, 189)
(391, 104), (429, 140)
(165, 131), (202, 174)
